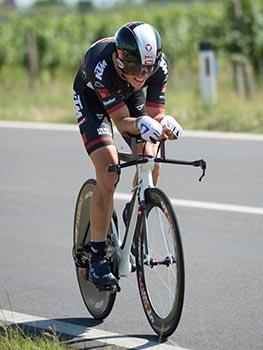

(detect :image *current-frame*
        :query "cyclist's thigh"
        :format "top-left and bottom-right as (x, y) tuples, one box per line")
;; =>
(137, 142), (159, 157)
(91, 145), (119, 192)
(73, 89), (115, 155)
(73, 83), (119, 189)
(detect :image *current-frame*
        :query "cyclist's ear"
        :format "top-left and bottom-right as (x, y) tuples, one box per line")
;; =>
(117, 49), (124, 59)
(116, 50), (124, 69)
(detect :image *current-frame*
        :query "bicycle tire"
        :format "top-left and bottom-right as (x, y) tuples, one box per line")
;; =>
(73, 178), (118, 319)
(135, 188), (185, 338)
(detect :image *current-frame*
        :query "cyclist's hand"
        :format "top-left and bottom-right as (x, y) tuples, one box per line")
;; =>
(161, 115), (183, 140)
(136, 115), (165, 143)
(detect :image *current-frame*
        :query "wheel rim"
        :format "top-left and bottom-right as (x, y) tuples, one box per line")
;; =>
(73, 179), (117, 319)
(136, 189), (184, 337)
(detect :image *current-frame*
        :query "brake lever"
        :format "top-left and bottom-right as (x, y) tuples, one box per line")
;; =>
(198, 159), (207, 182)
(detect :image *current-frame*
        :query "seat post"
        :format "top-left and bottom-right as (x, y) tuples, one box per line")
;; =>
(160, 140), (166, 159)
(130, 136), (137, 157)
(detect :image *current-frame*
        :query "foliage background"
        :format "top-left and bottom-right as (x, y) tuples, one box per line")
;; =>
(1, 0), (263, 74)
(0, 0), (263, 132)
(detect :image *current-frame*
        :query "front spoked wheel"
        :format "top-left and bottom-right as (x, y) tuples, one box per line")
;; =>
(72, 179), (119, 319)
(136, 188), (185, 338)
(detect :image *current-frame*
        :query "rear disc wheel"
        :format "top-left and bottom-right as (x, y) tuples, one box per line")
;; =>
(73, 179), (118, 319)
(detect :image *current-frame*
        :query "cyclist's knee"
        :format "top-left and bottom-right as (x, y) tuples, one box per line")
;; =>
(153, 162), (161, 185)
(97, 171), (118, 196)
(90, 145), (119, 195)
(154, 162), (161, 173)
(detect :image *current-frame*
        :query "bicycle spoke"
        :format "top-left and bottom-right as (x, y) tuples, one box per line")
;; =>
(147, 262), (176, 300)
(156, 207), (171, 255)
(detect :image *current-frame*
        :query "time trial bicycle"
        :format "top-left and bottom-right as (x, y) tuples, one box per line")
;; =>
(72, 138), (206, 338)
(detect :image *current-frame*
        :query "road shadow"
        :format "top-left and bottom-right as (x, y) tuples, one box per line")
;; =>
(66, 333), (169, 350)
(59, 317), (170, 349)
(1, 316), (172, 349)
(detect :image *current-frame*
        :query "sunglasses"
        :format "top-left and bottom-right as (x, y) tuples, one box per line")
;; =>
(122, 61), (156, 76)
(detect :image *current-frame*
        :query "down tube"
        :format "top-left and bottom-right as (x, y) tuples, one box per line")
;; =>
(118, 189), (139, 277)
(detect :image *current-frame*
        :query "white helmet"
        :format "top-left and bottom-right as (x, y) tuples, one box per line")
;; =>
(115, 21), (162, 76)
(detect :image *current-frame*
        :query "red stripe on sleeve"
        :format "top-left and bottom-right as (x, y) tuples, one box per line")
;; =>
(106, 101), (126, 114)
(146, 101), (165, 109)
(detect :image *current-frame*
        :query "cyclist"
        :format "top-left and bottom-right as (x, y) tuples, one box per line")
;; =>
(73, 21), (183, 288)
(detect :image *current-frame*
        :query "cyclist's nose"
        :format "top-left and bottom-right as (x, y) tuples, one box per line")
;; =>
(139, 68), (148, 77)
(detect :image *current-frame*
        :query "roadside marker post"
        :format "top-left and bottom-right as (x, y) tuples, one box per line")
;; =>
(199, 42), (217, 103)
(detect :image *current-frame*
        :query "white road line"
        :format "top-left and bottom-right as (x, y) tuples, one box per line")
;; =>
(183, 130), (263, 141)
(0, 309), (189, 350)
(115, 193), (263, 215)
(0, 120), (263, 141)
(0, 120), (77, 131)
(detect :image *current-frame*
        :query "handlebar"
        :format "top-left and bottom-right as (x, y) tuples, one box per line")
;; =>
(108, 156), (207, 182)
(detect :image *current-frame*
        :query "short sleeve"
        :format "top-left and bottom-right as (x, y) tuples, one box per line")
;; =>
(90, 60), (126, 115)
(145, 54), (169, 109)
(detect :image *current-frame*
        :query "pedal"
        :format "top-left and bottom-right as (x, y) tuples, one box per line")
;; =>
(131, 263), (137, 273)
(130, 255), (137, 272)
(97, 282), (121, 293)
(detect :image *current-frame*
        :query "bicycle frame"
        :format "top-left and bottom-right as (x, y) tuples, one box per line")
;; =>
(108, 140), (206, 278)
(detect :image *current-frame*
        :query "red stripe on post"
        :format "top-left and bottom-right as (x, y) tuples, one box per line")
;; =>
(205, 57), (210, 76)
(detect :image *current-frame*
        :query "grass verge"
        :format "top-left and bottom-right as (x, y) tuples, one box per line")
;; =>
(0, 325), (66, 350)
(0, 65), (262, 133)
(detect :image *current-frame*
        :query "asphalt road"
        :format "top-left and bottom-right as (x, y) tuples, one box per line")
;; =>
(0, 124), (262, 349)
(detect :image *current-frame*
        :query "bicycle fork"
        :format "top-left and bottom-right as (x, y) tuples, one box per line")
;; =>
(139, 159), (175, 268)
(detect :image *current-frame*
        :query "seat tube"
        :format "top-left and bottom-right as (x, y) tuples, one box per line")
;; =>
(137, 159), (155, 265)
(138, 158), (155, 202)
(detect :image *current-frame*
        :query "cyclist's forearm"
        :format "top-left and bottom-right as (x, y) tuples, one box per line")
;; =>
(110, 104), (140, 135)
(147, 106), (165, 122)
(114, 116), (140, 135)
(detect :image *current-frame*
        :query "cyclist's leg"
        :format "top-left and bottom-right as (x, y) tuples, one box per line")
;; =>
(88, 145), (119, 287)
(73, 84), (118, 286)
(90, 145), (119, 241)
(74, 86), (118, 241)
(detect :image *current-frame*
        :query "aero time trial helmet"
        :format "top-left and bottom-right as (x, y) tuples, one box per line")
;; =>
(115, 21), (162, 76)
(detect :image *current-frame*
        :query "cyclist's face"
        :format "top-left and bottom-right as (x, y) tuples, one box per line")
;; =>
(124, 65), (153, 89)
